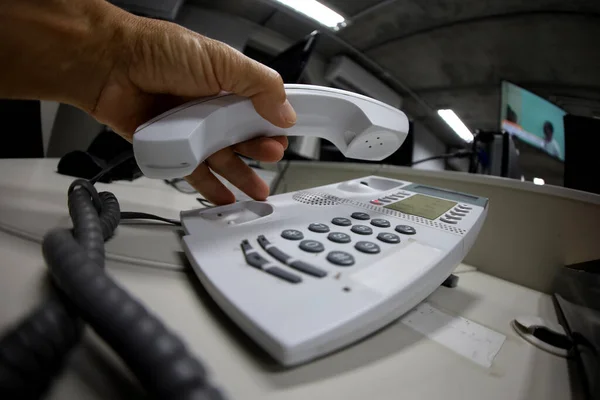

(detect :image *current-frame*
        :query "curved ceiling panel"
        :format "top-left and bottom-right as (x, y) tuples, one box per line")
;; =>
(324, 0), (385, 18)
(365, 14), (600, 91)
(339, 0), (600, 51)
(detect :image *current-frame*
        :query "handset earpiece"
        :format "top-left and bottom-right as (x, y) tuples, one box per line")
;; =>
(132, 84), (409, 179)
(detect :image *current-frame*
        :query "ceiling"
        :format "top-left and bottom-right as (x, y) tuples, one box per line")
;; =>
(187, 0), (600, 149)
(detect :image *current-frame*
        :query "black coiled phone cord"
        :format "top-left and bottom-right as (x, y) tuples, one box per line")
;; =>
(0, 179), (225, 400)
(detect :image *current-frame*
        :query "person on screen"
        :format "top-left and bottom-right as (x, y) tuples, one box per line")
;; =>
(542, 121), (562, 159)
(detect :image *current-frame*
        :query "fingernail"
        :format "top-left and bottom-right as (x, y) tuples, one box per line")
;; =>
(279, 100), (297, 125)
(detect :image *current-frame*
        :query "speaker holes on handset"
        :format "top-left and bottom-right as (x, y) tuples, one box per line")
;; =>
(343, 287), (351, 292)
(369, 146), (372, 148)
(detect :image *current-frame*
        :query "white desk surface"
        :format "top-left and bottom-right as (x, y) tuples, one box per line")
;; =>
(0, 159), (573, 399)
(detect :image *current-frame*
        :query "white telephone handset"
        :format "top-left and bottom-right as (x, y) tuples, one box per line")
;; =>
(132, 84), (409, 179)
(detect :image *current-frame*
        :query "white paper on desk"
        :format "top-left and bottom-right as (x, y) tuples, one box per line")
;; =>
(400, 302), (506, 368)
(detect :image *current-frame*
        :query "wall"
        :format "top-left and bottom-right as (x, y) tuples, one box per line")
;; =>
(175, 6), (257, 51)
(40, 101), (59, 156)
(411, 121), (447, 170)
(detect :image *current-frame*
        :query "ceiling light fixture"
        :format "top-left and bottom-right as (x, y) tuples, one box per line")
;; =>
(272, 0), (346, 30)
(533, 177), (545, 185)
(437, 109), (474, 143)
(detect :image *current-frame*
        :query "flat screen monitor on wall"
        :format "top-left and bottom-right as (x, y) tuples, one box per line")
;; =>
(500, 81), (567, 161)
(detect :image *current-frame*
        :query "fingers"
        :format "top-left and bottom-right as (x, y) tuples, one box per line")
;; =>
(233, 136), (288, 162)
(206, 147), (270, 201)
(185, 146), (274, 205)
(209, 40), (297, 128)
(185, 163), (235, 205)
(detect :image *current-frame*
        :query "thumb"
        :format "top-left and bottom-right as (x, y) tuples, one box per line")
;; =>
(210, 40), (297, 128)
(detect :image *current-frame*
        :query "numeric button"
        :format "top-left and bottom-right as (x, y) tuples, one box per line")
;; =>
(370, 218), (391, 228)
(377, 232), (400, 244)
(351, 225), (373, 235)
(328, 232), (351, 243)
(355, 241), (380, 254)
(331, 217), (352, 226)
(395, 225), (416, 235)
(327, 251), (355, 266)
(351, 212), (370, 220)
(281, 229), (303, 240)
(299, 240), (324, 253)
(308, 223), (330, 233)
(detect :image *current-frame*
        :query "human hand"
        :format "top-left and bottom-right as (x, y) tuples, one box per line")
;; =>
(91, 12), (296, 205)
(0, 0), (296, 205)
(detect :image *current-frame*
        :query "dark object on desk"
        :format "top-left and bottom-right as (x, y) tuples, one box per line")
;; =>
(553, 259), (600, 400)
(57, 129), (142, 183)
(411, 149), (472, 167)
(441, 274), (459, 288)
(267, 30), (320, 83)
(564, 115), (600, 195)
(0, 100), (44, 158)
(468, 130), (521, 178)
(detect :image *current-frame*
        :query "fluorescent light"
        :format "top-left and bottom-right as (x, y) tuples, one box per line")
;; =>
(533, 177), (545, 185)
(272, 0), (346, 29)
(437, 109), (474, 143)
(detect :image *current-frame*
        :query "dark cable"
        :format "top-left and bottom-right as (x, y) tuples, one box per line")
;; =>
(1, 171), (224, 398)
(411, 150), (472, 166)
(89, 150), (135, 185)
(271, 159), (291, 194)
(196, 198), (214, 208)
(121, 211), (181, 226)
(0, 296), (83, 400)
(0, 181), (124, 399)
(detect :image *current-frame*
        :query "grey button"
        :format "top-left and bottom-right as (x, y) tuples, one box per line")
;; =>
(241, 239), (267, 269)
(289, 260), (327, 278)
(387, 196), (400, 200)
(395, 225), (416, 235)
(266, 267), (302, 283)
(351, 225), (373, 235)
(299, 240), (325, 253)
(440, 218), (458, 225)
(309, 223), (330, 233)
(245, 252), (270, 269)
(450, 210), (467, 217)
(281, 229), (304, 240)
(257, 235), (270, 248)
(351, 212), (370, 220)
(377, 198), (391, 203)
(371, 218), (391, 228)
(241, 239), (253, 252)
(328, 232), (351, 243)
(377, 232), (400, 244)
(331, 217), (352, 226)
(355, 241), (381, 254)
(458, 205), (472, 210)
(267, 247), (291, 263)
(444, 214), (461, 221)
(327, 251), (355, 266)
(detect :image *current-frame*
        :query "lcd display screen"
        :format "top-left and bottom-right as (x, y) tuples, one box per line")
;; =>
(384, 194), (457, 220)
